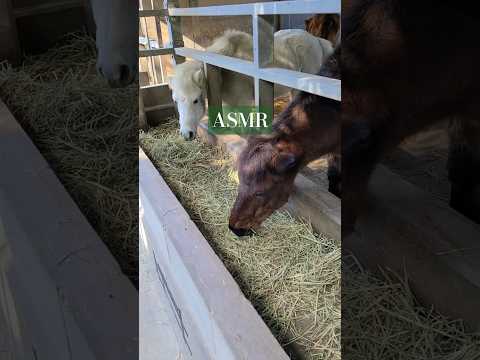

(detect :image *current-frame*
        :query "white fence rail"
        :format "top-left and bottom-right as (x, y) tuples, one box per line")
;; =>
(175, 46), (340, 100)
(169, 0), (340, 16)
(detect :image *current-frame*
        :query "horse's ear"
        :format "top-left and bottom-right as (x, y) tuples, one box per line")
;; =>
(273, 152), (299, 173)
(192, 69), (206, 89)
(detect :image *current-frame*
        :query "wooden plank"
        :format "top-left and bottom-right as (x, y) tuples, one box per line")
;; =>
(0, 100), (138, 359)
(139, 148), (290, 360)
(139, 47), (174, 57)
(140, 84), (175, 125)
(205, 64), (222, 110)
(175, 47), (341, 100)
(165, 0), (185, 65)
(169, 0), (341, 16)
(344, 165), (480, 331)
(197, 121), (341, 240)
(144, 103), (175, 112)
(0, 194), (97, 360)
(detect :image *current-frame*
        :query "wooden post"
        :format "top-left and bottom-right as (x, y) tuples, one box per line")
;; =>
(205, 64), (222, 111)
(164, 0), (185, 66)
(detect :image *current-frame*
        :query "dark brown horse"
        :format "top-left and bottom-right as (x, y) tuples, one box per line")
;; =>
(230, 0), (480, 236)
(228, 55), (340, 236)
(341, 0), (480, 229)
(305, 14), (340, 45)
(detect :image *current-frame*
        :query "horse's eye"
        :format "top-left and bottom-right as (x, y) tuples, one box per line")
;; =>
(193, 98), (199, 104)
(254, 192), (265, 197)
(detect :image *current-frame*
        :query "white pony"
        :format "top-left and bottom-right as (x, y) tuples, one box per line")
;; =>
(89, 0), (138, 87)
(168, 29), (334, 140)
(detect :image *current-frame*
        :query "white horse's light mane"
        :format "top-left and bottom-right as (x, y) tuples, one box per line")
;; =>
(169, 61), (206, 94)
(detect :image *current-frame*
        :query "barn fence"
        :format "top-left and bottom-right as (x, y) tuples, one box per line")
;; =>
(138, 0), (341, 119)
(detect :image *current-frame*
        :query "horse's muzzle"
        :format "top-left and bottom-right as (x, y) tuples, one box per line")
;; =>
(228, 224), (253, 237)
(105, 64), (136, 88)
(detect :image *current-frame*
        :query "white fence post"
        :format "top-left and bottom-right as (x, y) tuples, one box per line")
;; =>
(253, 13), (275, 113)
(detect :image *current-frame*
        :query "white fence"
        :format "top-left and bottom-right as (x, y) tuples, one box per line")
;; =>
(139, 0), (341, 105)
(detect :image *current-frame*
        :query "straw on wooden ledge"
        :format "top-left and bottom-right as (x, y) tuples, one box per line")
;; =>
(0, 34), (138, 282)
(140, 118), (480, 360)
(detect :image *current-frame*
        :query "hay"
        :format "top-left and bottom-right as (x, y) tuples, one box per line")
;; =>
(0, 34), (138, 282)
(140, 119), (480, 359)
(343, 256), (480, 359)
(141, 118), (340, 359)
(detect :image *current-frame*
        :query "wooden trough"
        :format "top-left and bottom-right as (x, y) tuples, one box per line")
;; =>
(0, 100), (138, 358)
(140, 84), (175, 126)
(345, 164), (480, 331)
(139, 148), (289, 359)
(196, 117), (480, 330)
(0, 0), (93, 63)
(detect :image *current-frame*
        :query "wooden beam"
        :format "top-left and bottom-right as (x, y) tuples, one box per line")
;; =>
(139, 148), (290, 359)
(344, 165), (480, 331)
(197, 121), (341, 241)
(205, 64), (222, 111)
(0, 100), (138, 359)
(139, 47), (174, 57)
(164, 0), (185, 65)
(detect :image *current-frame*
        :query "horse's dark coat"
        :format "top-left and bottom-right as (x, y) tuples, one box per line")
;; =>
(230, 0), (480, 234)
(342, 0), (480, 228)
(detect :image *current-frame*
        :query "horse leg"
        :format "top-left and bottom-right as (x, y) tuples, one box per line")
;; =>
(327, 153), (342, 197)
(447, 117), (480, 223)
(139, 92), (148, 130)
(342, 120), (382, 234)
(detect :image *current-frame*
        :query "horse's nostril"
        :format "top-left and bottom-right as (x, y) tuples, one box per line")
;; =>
(98, 66), (104, 77)
(228, 224), (252, 237)
(188, 131), (194, 140)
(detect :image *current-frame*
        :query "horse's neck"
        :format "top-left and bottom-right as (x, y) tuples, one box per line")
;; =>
(275, 97), (339, 164)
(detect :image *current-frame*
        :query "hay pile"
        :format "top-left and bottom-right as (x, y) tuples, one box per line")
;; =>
(0, 34), (138, 282)
(343, 257), (480, 359)
(141, 119), (341, 359)
(141, 119), (480, 359)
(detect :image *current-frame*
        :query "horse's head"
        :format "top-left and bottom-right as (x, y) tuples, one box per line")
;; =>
(228, 135), (304, 236)
(305, 14), (340, 45)
(168, 61), (207, 140)
(90, 0), (138, 87)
